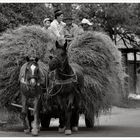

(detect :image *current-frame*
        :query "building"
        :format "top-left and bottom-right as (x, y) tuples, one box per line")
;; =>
(116, 35), (140, 96)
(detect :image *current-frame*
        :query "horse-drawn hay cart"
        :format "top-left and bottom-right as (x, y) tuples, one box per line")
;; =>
(0, 25), (125, 134)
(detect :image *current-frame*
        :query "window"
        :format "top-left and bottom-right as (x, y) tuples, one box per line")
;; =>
(127, 53), (140, 61)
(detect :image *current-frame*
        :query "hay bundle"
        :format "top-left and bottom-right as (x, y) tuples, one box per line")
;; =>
(0, 25), (125, 121)
(0, 25), (53, 107)
(69, 31), (126, 117)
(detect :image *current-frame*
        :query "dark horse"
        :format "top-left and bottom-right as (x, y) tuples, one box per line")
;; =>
(48, 40), (84, 135)
(19, 56), (48, 136)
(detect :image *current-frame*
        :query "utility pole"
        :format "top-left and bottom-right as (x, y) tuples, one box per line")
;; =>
(134, 49), (137, 94)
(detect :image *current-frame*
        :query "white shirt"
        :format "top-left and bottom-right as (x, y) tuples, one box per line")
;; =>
(48, 19), (66, 40)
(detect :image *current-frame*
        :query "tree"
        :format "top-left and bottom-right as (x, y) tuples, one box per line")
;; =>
(52, 3), (62, 13)
(0, 3), (52, 32)
(63, 3), (72, 20)
(74, 3), (140, 48)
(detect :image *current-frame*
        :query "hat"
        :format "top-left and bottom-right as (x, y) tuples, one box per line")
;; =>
(43, 18), (52, 24)
(81, 18), (93, 26)
(54, 9), (63, 17)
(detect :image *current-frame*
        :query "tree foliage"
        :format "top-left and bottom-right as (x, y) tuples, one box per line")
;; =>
(1, 3), (140, 49)
(0, 3), (52, 33)
(73, 3), (140, 48)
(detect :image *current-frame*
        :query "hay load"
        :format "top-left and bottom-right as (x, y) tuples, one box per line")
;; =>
(0, 24), (125, 121)
(0, 25), (54, 107)
(69, 31), (126, 117)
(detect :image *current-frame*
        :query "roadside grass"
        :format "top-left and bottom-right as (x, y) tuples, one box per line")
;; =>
(115, 98), (140, 108)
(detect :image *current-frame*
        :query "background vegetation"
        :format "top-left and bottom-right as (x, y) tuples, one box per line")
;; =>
(1, 3), (140, 47)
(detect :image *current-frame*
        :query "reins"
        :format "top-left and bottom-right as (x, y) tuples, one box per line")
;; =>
(47, 84), (63, 97)
(58, 71), (75, 77)
(47, 50), (77, 97)
(47, 68), (77, 97)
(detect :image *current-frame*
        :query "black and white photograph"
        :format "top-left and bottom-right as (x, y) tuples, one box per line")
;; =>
(0, 1), (140, 138)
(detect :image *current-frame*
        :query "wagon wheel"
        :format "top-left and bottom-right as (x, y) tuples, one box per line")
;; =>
(40, 113), (51, 129)
(85, 115), (94, 128)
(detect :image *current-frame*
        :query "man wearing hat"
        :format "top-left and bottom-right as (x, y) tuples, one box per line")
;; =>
(80, 18), (93, 32)
(64, 17), (79, 42)
(43, 17), (52, 31)
(48, 9), (66, 43)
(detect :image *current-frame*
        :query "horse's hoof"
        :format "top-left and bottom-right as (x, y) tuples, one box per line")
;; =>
(58, 127), (65, 133)
(72, 126), (78, 132)
(24, 129), (30, 134)
(31, 129), (39, 136)
(65, 129), (72, 135)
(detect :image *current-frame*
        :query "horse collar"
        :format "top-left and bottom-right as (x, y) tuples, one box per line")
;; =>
(55, 68), (77, 85)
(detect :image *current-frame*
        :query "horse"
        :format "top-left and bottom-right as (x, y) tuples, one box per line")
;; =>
(48, 40), (84, 135)
(19, 56), (48, 136)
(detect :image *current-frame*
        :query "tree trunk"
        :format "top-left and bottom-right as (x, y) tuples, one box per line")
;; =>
(63, 3), (72, 20)
(52, 3), (62, 12)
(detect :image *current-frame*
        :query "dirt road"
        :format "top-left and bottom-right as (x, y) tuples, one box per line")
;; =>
(0, 107), (140, 137)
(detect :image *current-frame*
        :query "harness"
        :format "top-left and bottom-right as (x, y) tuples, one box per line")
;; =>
(19, 61), (48, 91)
(47, 67), (77, 97)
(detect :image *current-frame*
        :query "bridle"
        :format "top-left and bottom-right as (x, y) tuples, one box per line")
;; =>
(52, 54), (68, 72)
(21, 62), (41, 89)
(47, 55), (77, 97)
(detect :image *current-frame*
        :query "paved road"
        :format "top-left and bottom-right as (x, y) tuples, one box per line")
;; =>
(0, 107), (140, 137)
